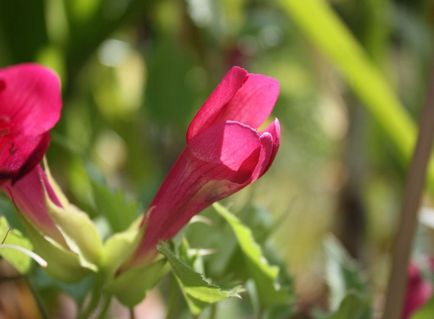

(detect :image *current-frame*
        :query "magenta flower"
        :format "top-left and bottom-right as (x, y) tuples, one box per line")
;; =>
(133, 66), (280, 261)
(0, 64), (61, 181)
(402, 262), (433, 319)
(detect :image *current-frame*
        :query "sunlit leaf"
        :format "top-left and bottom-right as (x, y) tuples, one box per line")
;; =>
(0, 217), (33, 273)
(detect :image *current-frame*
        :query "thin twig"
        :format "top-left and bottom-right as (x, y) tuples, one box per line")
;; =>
(0, 275), (24, 283)
(25, 277), (50, 319)
(1, 228), (11, 244)
(96, 296), (112, 319)
(382, 62), (434, 319)
(129, 307), (136, 319)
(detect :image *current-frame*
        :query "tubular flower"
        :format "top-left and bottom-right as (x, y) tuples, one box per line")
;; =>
(134, 66), (280, 261)
(0, 64), (61, 181)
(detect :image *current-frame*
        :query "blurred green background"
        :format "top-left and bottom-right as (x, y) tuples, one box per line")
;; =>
(0, 0), (434, 317)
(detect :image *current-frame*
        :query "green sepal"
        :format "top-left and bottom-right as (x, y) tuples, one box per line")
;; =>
(44, 159), (103, 268)
(20, 216), (92, 282)
(101, 219), (142, 278)
(104, 257), (168, 307)
(46, 201), (103, 270)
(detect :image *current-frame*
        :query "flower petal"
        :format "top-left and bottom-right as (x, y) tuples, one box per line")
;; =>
(187, 66), (248, 141)
(187, 70), (279, 141)
(258, 118), (280, 177)
(135, 121), (262, 258)
(0, 133), (51, 180)
(215, 74), (279, 130)
(2, 165), (66, 245)
(0, 63), (62, 135)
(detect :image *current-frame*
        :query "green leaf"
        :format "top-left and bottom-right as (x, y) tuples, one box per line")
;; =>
(213, 203), (292, 306)
(328, 292), (371, 319)
(0, 217), (33, 273)
(92, 180), (139, 233)
(279, 0), (434, 192)
(158, 242), (243, 315)
(105, 258), (168, 307)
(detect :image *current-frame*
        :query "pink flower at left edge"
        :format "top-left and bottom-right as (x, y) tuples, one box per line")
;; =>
(401, 261), (433, 319)
(0, 64), (62, 181)
(0, 64), (63, 242)
(129, 66), (281, 265)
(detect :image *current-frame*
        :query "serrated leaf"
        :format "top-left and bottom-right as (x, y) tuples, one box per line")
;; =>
(213, 203), (291, 306)
(328, 292), (371, 319)
(105, 258), (168, 307)
(158, 242), (243, 315)
(0, 217), (33, 273)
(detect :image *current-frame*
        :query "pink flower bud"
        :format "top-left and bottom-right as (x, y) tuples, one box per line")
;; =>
(132, 66), (281, 263)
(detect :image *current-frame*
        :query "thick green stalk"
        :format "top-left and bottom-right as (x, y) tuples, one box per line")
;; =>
(279, 0), (434, 192)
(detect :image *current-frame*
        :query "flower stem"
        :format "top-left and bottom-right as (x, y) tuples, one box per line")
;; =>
(129, 308), (136, 319)
(382, 61), (434, 318)
(25, 277), (49, 319)
(165, 275), (181, 319)
(78, 277), (104, 319)
(96, 295), (112, 319)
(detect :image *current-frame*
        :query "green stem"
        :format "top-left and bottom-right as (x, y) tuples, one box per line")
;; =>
(96, 295), (112, 319)
(209, 303), (217, 319)
(129, 308), (136, 319)
(165, 275), (181, 319)
(25, 277), (49, 319)
(78, 277), (104, 319)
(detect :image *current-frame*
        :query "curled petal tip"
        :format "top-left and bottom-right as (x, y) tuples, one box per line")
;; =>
(187, 67), (279, 141)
